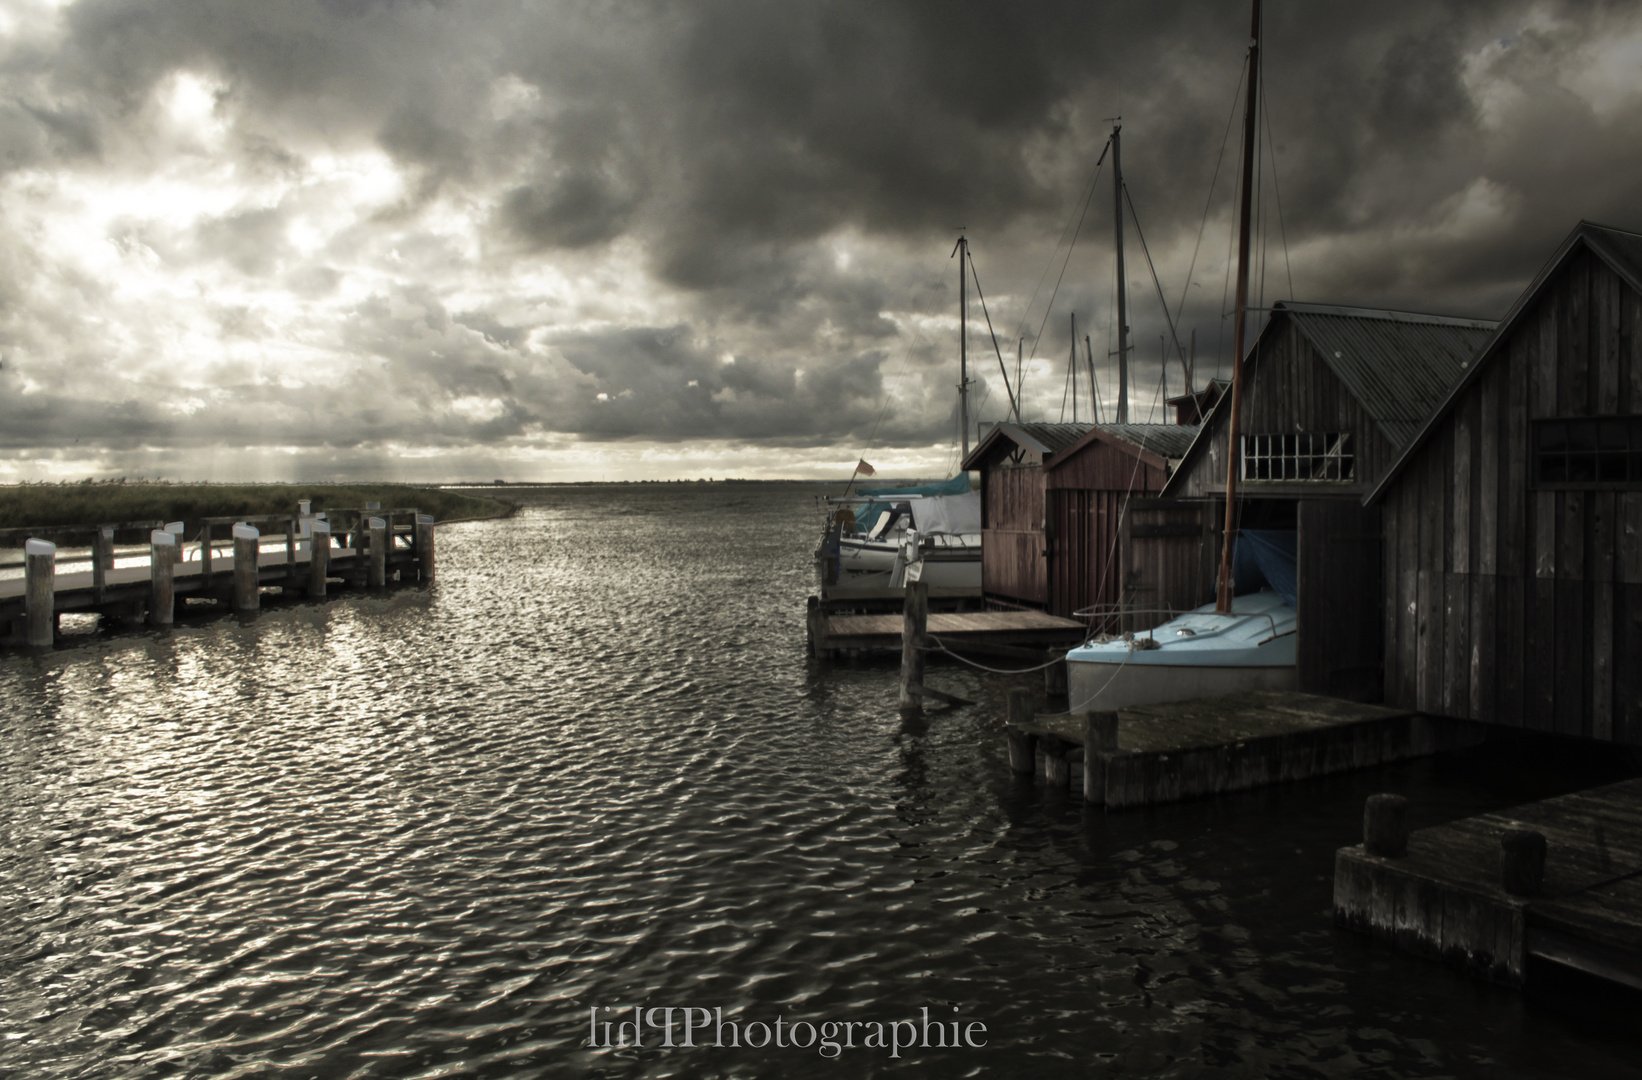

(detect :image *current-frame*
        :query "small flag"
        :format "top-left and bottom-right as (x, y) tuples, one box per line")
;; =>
(856, 459), (876, 476)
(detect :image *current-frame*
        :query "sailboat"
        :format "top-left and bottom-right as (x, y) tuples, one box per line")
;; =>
(1065, 0), (1298, 711)
(816, 237), (984, 589)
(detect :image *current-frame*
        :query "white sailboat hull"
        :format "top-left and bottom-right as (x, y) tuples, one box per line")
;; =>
(1065, 591), (1297, 712)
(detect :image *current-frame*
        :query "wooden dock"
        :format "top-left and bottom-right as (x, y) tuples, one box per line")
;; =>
(807, 587), (1086, 660)
(1335, 778), (1642, 992)
(1, 505), (435, 648)
(1006, 690), (1483, 809)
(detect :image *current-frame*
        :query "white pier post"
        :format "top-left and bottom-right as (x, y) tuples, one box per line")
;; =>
(367, 517), (387, 588)
(415, 514), (436, 581)
(24, 538), (56, 648)
(150, 530), (176, 626)
(308, 520), (331, 597)
(232, 524), (260, 612)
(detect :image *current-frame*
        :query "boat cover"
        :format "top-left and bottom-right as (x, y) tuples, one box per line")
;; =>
(856, 475), (971, 498)
(908, 492), (981, 536)
(1233, 529), (1297, 608)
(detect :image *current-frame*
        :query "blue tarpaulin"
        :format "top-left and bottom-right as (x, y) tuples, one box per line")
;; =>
(856, 475), (971, 498)
(1233, 529), (1298, 608)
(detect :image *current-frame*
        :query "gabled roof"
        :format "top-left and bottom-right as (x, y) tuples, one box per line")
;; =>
(961, 422), (1093, 470)
(1160, 301), (1496, 496)
(1366, 220), (1642, 505)
(1091, 423), (1201, 461)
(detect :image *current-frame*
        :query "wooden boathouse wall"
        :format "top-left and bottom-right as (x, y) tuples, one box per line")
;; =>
(1371, 226), (1642, 742)
(983, 462), (1049, 607)
(1142, 303), (1495, 698)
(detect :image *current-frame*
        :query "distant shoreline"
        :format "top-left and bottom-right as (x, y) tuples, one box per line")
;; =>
(0, 482), (516, 539)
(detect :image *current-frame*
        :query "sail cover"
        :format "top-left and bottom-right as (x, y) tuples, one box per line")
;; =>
(1232, 529), (1298, 608)
(908, 492), (981, 536)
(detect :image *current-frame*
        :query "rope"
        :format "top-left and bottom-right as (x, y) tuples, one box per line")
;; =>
(967, 250), (1020, 422)
(922, 634), (1068, 674)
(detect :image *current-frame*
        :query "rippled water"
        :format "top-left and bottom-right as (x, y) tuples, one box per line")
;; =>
(3, 483), (1640, 1079)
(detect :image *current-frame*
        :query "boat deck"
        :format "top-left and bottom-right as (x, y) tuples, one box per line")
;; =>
(1335, 777), (1642, 991)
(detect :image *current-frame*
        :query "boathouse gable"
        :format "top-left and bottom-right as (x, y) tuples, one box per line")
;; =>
(963, 422), (1196, 618)
(1368, 221), (1642, 743)
(1163, 303), (1497, 500)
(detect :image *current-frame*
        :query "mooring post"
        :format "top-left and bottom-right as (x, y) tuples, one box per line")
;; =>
(1363, 793), (1409, 858)
(232, 524), (260, 612)
(1044, 649), (1068, 697)
(897, 579), (929, 713)
(807, 595), (832, 659)
(415, 513), (436, 581)
(1005, 689), (1036, 775)
(308, 520), (331, 597)
(285, 515), (299, 586)
(24, 538), (55, 648)
(200, 522), (214, 588)
(1083, 710), (1119, 805)
(93, 526), (114, 603)
(1043, 738), (1071, 790)
(368, 517), (387, 588)
(149, 530), (176, 627)
(1501, 829), (1547, 896)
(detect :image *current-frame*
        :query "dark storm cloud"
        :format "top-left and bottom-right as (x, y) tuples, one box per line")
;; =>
(3, 0), (1640, 474)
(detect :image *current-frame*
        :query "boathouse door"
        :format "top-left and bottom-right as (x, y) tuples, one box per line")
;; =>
(1297, 498), (1383, 702)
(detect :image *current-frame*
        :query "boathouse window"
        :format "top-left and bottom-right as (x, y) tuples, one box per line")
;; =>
(1534, 417), (1642, 486)
(1240, 432), (1355, 481)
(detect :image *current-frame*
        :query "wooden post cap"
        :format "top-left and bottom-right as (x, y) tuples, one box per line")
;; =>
(1083, 710), (1120, 754)
(1363, 793), (1409, 858)
(1501, 829), (1547, 896)
(164, 521), (184, 536)
(25, 538), (55, 556)
(151, 530), (176, 546)
(232, 524), (259, 540)
(311, 520), (331, 534)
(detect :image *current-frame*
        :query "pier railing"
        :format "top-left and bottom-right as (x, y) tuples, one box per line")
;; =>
(1, 504), (438, 650)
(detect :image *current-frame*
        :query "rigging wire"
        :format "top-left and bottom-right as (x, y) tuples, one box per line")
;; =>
(966, 250), (1020, 422)
(1174, 61), (1248, 334)
(1124, 185), (1191, 391)
(1261, 78), (1296, 302)
(1019, 149), (1109, 389)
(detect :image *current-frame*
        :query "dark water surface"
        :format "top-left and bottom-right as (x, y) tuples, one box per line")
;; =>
(2, 483), (1639, 1079)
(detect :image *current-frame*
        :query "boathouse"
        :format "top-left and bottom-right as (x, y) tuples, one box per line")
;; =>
(962, 421), (1197, 621)
(1366, 220), (1642, 741)
(1137, 302), (1497, 697)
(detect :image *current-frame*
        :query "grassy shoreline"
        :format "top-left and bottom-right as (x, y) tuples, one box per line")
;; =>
(0, 482), (516, 538)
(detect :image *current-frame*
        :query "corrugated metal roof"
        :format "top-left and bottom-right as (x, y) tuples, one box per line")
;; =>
(1004, 422), (1097, 455)
(1097, 423), (1200, 459)
(1280, 302), (1496, 450)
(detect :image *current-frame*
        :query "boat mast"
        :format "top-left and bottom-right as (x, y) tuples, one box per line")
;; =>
(955, 234), (971, 461)
(1069, 312), (1078, 423)
(1215, 0), (1260, 614)
(1111, 122), (1129, 424)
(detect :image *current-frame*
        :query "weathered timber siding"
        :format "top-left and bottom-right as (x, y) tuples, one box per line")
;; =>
(1382, 250), (1642, 742)
(1176, 320), (1397, 498)
(1120, 498), (1218, 631)
(1044, 443), (1169, 619)
(983, 466), (1047, 605)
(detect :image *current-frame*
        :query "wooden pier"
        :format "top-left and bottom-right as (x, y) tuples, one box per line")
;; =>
(1335, 778), (1642, 992)
(1, 504), (436, 648)
(1005, 690), (1484, 809)
(807, 586), (1086, 660)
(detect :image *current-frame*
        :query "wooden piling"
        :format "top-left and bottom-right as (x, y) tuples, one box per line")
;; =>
(232, 524), (260, 611)
(1005, 689), (1036, 774)
(285, 515), (299, 586)
(1364, 793), (1409, 858)
(93, 526), (113, 603)
(897, 579), (929, 712)
(1501, 829), (1547, 896)
(149, 530), (176, 627)
(308, 521), (331, 597)
(1044, 650), (1068, 696)
(806, 595), (830, 659)
(415, 513), (436, 581)
(24, 538), (55, 648)
(367, 517), (387, 588)
(1083, 710), (1119, 805)
(1043, 738), (1072, 790)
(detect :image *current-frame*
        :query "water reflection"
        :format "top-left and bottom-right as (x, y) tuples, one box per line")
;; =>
(0, 484), (1638, 1078)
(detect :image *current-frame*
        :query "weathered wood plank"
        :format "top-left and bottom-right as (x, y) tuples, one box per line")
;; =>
(1501, 331), (1528, 578)
(1497, 574), (1525, 728)
(1561, 250), (1590, 415)
(1527, 577), (1557, 733)
(1596, 262), (1621, 413)
(1554, 577), (1586, 738)
(1444, 572), (1470, 719)
(1620, 493), (1642, 585)
(1533, 490), (1556, 579)
(1534, 290), (1558, 418)
(1452, 393), (1473, 574)
(1472, 572), (1496, 725)
(1558, 491), (1585, 581)
(1417, 568), (1441, 714)
(1477, 364), (1500, 576)
(1616, 584), (1642, 745)
(1626, 280), (1642, 415)
(1592, 578), (1614, 741)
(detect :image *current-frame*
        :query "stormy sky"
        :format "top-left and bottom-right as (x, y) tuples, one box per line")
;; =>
(1, 0), (1639, 482)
